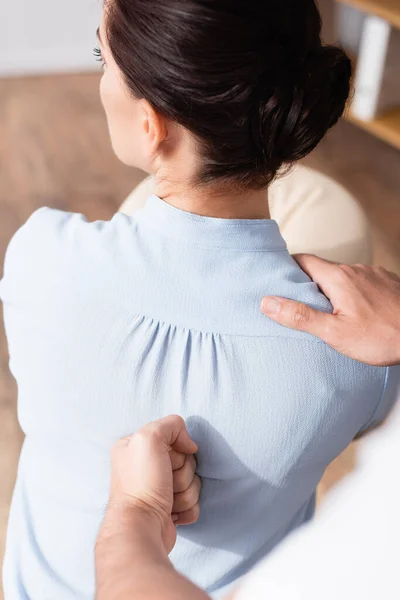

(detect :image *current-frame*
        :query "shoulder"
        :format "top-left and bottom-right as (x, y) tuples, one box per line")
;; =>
(0, 208), (136, 301)
(5, 207), (135, 258)
(271, 252), (333, 315)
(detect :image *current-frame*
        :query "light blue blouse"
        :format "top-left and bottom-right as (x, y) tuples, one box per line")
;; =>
(1, 196), (398, 599)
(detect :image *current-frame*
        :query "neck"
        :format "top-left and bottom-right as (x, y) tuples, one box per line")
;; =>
(153, 179), (270, 220)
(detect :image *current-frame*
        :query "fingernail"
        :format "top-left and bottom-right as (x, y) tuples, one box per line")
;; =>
(172, 514), (179, 522)
(262, 297), (281, 316)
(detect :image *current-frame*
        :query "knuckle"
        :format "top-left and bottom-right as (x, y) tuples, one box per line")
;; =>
(135, 427), (151, 443)
(174, 468), (190, 493)
(138, 426), (163, 447)
(173, 455), (196, 491)
(337, 264), (353, 279)
(293, 304), (309, 327)
(172, 452), (186, 471)
(377, 266), (389, 277)
(147, 421), (162, 435)
(179, 484), (197, 509)
(182, 487), (195, 507)
(167, 414), (185, 430)
(186, 503), (200, 524)
(173, 414), (185, 427)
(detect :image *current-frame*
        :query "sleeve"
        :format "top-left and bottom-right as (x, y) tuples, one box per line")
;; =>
(360, 365), (400, 433)
(0, 207), (67, 304)
(0, 207), (80, 383)
(0, 207), (125, 387)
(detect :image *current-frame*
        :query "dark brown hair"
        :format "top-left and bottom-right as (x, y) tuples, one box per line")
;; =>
(105, 0), (351, 189)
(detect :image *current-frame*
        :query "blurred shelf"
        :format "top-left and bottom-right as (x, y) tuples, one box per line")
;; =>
(345, 106), (400, 150)
(336, 0), (400, 29)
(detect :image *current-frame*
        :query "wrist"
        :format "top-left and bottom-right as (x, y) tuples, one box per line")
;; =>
(98, 501), (164, 549)
(95, 505), (173, 600)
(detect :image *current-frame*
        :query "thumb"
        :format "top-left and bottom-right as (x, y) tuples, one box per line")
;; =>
(261, 296), (335, 341)
(172, 427), (198, 456)
(153, 415), (198, 455)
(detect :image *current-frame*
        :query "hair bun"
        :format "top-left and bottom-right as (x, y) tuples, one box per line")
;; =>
(108, 0), (352, 190)
(253, 44), (352, 169)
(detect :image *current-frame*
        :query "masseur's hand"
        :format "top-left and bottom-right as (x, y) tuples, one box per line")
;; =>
(261, 255), (400, 366)
(108, 415), (200, 553)
(96, 418), (205, 600)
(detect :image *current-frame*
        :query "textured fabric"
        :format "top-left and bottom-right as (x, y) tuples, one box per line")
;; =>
(1, 196), (397, 600)
(236, 397), (400, 600)
(120, 166), (372, 264)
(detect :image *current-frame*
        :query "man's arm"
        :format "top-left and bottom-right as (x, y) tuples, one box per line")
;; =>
(262, 256), (400, 366)
(96, 506), (208, 600)
(95, 416), (208, 600)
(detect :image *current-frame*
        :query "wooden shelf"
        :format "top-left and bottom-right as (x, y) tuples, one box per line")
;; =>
(345, 106), (400, 150)
(338, 16), (400, 151)
(336, 0), (400, 29)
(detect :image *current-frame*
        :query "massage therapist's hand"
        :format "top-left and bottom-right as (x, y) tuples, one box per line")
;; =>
(262, 255), (400, 366)
(106, 415), (200, 553)
(95, 417), (206, 600)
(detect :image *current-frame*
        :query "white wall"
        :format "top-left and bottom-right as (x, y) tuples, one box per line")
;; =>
(0, 0), (367, 78)
(1, 0), (101, 76)
(336, 4), (366, 54)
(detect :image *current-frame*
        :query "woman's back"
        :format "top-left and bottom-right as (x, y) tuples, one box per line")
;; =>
(2, 200), (397, 598)
(2, 2), (398, 595)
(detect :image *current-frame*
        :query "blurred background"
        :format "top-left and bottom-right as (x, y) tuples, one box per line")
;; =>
(0, 1), (399, 597)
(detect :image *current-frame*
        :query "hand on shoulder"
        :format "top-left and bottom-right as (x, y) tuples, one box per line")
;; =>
(262, 254), (400, 367)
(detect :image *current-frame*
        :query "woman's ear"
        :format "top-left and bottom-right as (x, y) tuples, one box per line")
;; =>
(139, 99), (168, 157)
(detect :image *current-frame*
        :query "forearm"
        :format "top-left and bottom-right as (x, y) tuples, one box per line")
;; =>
(95, 507), (209, 600)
